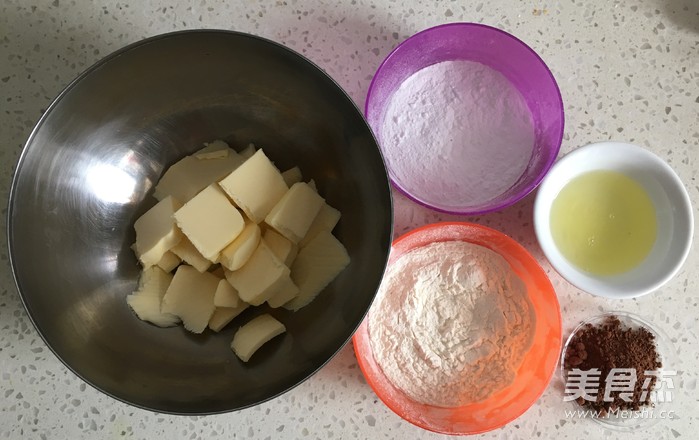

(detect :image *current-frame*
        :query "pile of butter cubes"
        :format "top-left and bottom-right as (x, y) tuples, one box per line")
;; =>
(128, 140), (350, 362)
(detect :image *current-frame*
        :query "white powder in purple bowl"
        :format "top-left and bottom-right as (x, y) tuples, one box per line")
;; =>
(380, 60), (535, 210)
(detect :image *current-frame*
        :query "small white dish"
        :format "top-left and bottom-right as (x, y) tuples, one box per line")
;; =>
(534, 142), (693, 298)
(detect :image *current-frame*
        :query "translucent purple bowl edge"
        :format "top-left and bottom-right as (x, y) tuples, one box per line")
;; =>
(364, 22), (565, 216)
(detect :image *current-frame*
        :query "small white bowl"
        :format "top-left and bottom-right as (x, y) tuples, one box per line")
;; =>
(534, 142), (693, 298)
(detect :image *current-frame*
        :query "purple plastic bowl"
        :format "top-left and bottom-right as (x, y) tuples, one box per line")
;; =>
(365, 23), (564, 215)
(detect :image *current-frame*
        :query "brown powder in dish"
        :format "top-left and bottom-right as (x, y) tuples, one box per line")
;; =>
(563, 315), (662, 415)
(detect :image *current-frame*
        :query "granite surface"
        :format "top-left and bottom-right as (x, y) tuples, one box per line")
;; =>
(1, 0), (698, 439)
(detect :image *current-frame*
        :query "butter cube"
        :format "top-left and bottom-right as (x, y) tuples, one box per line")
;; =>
(174, 185), (245, 261)
(161, 265), (218, 333)
(263, 229), (298, 266)
(195, 140), (230, 159)
(208, 303), (249, 332)
(136, 265), (174, 296)
(281, 166), (303, 187)
(126, 267), (179, 327)
(156, 251), (181, 273)
(134, 196), (183, 267)
(299, 203), (341, 247)
(154, 142), (243, 202)
(230, 314), (286, 362)
(171, 236), (212, 273)
(219, 222), (261, 271)
(284, 231), (350, 311)
(218, 149), (288, 223)
(224, 241), (290, 306)
(265, 182), (324, 243)
(126, 295), (179, 328)
(267, 274), (299, 308)
(214, 279), (240, 308)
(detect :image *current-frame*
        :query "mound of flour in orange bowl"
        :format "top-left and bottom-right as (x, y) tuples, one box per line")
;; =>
(367, 240), (536, 407)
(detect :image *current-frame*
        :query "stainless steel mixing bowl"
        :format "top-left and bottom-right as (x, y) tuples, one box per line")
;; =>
(7, 30), (392, 414)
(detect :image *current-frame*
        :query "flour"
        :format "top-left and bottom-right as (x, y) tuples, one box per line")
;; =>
(380, 60), (535, 209)
(367, 240), (535, 407)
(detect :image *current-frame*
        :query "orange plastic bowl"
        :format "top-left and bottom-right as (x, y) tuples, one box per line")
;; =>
(353, 222), (562, 435)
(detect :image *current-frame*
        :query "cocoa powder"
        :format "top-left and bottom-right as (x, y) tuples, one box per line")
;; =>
(564, 315), (662, 415)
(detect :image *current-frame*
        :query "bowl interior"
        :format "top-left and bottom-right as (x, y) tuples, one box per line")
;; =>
(353, 222), (562, 435)
(8, 30), (393, 414)
(365, 23), (564, 214)
(534, 142), (693, 298)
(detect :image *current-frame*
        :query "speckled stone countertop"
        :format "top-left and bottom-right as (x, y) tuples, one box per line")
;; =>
(1, 0), (697, 439)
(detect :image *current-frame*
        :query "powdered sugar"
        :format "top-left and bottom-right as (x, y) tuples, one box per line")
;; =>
(380, 60), (535, 209)
(367, 240), (536, 407)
